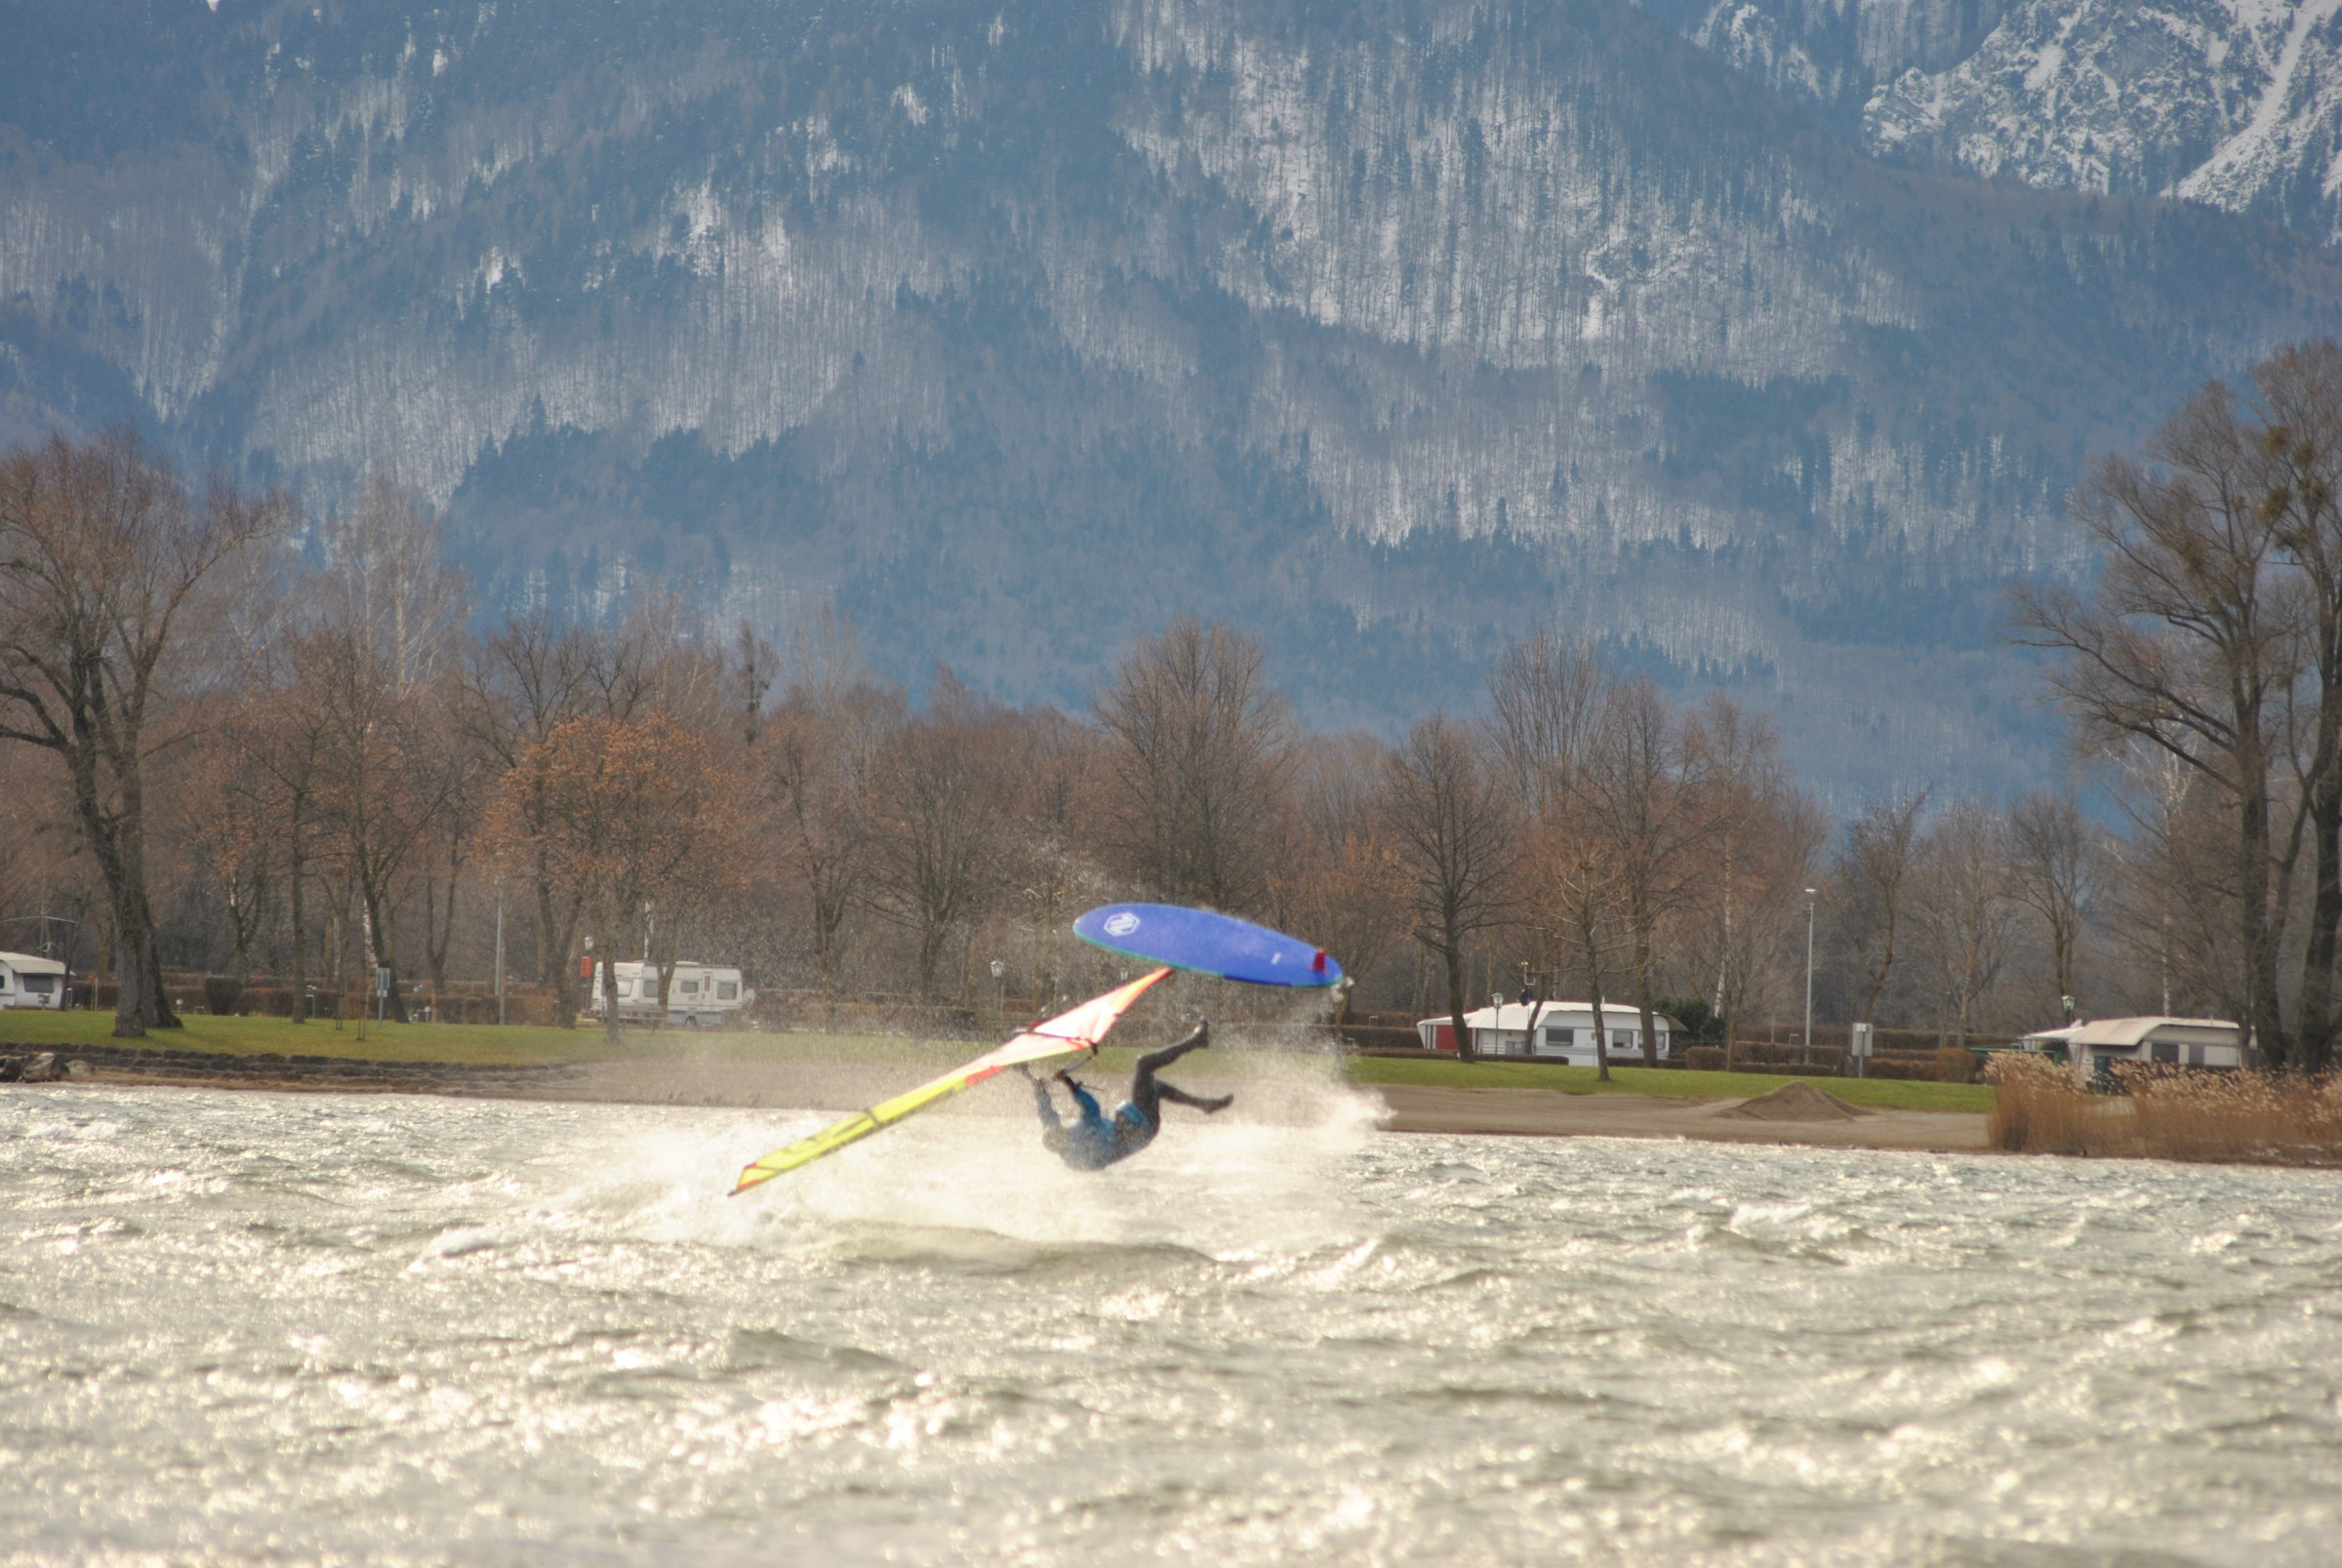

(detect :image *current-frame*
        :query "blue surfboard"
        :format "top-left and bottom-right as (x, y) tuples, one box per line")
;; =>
(1073, 904), (1344, 987)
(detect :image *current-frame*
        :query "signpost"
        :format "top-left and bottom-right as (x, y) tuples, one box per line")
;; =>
(376, 966), (392, 1025)
(1849, 1022), (1874, 1079)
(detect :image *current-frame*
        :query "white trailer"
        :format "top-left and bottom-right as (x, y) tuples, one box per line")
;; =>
(2018, 1016), (2243, 1082)
(589, 960), (755, 1027)
(0, 951), (68, 1010)
(1419, 1002), (1680, 1064)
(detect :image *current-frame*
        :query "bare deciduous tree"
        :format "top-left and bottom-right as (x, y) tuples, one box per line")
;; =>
(1275, 732), (1410, 1016)
(2006, 787), (2104, 1018)
(1096, 619), (1298, 914)
(2245, 342), (2342, 1069)
(0, 430), (283, 1034)
(1532, 791), (1628, 1080)
(761, 611), (900, 1013)
(1385, 714), (1516, 1063)
(1829, 789), (1930, 1026)
(867, 670), (1015, 1002)
(1486, 627), (1608, 1062)
(483, 712), (746, 1042)
(1679, 697), (1825, 1064)
(306, 476), (469, 1017)
(2014, 375), (2311, 1065)
(1913, 799), (2019, 1047)
(1000, 706), (1107, 1019)
(461, 600), (726, 1020)
(1486, 627), (1604, 815)
(1578, 680), (1724, 1065)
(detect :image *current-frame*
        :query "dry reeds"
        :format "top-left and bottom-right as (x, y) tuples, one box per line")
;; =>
(1983, 1052), (2342, 1164)
(1984, 1052), (2112, 1154)
(2125, 1065), (2342, 1163)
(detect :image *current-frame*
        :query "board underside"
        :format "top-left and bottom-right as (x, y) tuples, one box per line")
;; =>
(1073, 904), (1342, 987)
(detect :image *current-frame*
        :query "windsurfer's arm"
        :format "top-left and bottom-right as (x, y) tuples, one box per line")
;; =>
(1027, 1070), (1063, 1129)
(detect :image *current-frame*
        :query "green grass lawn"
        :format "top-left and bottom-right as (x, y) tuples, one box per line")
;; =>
(0, 1011), (895, 1066)
(0, 1011), (1306, 1077)
(0, 1010), (1994, 1112)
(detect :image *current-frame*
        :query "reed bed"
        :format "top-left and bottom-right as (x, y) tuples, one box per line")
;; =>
(1984, 1052), (2342, 1165)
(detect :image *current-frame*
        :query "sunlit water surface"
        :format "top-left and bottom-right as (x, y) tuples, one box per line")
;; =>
(3, 1086), (2339, 1566)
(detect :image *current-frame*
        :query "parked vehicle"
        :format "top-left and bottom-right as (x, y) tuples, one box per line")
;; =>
(588, 960), (755, 1027)
(0, 951), (68, 1010)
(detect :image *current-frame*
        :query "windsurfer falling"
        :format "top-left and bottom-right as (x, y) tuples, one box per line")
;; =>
(1026, 1022), (1232, 1169)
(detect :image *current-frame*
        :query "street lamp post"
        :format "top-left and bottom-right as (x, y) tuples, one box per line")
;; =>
(1802, 888), (1818, 1065)
(494, 882), (506, 1027)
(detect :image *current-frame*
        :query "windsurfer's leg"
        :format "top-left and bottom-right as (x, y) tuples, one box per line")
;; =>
(1152, 1080), (1232, 1114)
(1128, 1021), (1210, 1124)
(1134, 1021), (1210, 1076)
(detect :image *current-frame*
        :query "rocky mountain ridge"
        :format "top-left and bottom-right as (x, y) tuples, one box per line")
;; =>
(1650, 0), (2342, 245)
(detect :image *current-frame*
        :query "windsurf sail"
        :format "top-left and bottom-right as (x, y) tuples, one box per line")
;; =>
(729, 966), (1171, 1194)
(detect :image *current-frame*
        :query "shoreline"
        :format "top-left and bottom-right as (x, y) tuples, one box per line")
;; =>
(18, 1046), (1991, 1154)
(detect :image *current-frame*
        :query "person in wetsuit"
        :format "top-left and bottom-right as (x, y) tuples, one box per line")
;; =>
(1027, 1021), (1232, 1170)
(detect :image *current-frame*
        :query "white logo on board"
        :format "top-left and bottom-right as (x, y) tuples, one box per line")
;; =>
(1104, 912), (1141, 937)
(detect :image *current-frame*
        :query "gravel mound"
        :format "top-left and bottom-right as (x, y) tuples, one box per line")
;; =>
(1716, 1081), (1872, 1121)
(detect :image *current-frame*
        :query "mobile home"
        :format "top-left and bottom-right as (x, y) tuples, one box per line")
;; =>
(1419, 1002), (1679, 1064)
(2017, 1016), (2243, 1082)
(589, 960), (754, 1027)
(0, 951), (67, 1010)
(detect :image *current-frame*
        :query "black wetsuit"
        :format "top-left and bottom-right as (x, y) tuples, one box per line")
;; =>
(1033, 1027), (1230, 1170)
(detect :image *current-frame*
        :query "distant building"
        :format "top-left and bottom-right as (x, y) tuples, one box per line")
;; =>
(1419, 1002), (1678, 1064)
(2017, 1016), (2243, 1081)
(0, 951), (67, 1010)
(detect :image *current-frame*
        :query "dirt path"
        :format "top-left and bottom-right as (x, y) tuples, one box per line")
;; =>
(52, 1048), (1989, 1151)
(1374, 1084), (1990, 1151)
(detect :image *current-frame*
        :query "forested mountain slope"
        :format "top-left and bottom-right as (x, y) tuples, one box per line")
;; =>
(3, 0), (2339, 794)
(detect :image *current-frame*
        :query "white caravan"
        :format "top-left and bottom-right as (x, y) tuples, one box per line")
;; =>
(0, 951), (67, 1010)
(2016, 1015), (2244, 1081)
(1418, 1002), (1680, 1064)
(589, 960), (755, 1027)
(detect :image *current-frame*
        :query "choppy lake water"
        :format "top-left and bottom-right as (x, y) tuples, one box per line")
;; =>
(3, 1085), (2339, 1566)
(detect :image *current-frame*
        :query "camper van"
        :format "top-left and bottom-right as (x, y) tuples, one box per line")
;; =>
(588, 960), (754, 1027)
(0, 951), (67, 1010)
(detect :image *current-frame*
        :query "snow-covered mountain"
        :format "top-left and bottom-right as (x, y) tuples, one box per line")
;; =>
(3, 0), (2340, 796)
(1855, 0), (2342, 241)
(1637, 0), (2022, 131)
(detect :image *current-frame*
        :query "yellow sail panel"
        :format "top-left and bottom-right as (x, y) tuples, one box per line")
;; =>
(730, 967), (1169, 1193)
